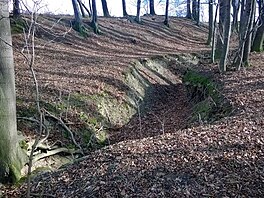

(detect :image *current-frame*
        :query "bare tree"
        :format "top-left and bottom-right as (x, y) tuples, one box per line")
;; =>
(150, 0), (156, 15)
(242, 0), (256, 66)
(122, 0), (128, 16)
(231, 0), (240, 32)
(192, 0), (197, 20)
(91, 0), (99, 33)
(196, 0), (200, 25)
(207, 0), (214, 45)
(77, 0), (86, 18)
(13, 0), (20, 18)
(252, 0), (264, 52)
(186, 0), (192, 19)
(164, 0), (170, 27)
(234, 0), (255, 69)
(0, 0), (27, 183)
(72, 0), (83, 32)
(136, 0), (141, 23)
(219, 0), (231, 72)
(101, 0), (110, 17)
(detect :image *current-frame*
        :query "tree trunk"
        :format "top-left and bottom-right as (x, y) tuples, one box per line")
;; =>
(13, 0), (20, 18)
(211, 3), (219, 63)
(207, 0), (214, 45)
(252, 0), (264, 52)
(72, 0), (83, 32)
(231, 0), (239, 32)
(186, 0), (192, 19)
(234, 0), (253, 70)
(242, 0), (256, 66)
(0, 0), (27, 183)
(239, 0), (245, 33)
(122, 0), (128, 16)
(196, 0), (200, 25)
(219, 0), (231, 72)
(136, 0), (141, 23)
(150, 0), (156, 15)
(77, 0), (86, 18)
(101, 0), (110, 17)
(91, 0), (99, 33)
(164, 0), (170, 27)
(215, 0), (225, 59)
(192, 0), (197, 20)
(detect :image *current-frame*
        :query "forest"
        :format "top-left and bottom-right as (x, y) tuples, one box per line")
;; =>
(0, 0), (264, 197)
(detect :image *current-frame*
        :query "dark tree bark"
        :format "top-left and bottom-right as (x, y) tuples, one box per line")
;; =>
(234, 0), (254, 70)
(239, 0), (245, 33)
(252, 0), (264, 52)
(243, 0), (256, 66)
(192, 0), (197, 20)
(77, 0), (86, 18)
(219, 0), (231, 72)
(215, 0), (225, 59)
(79, 0), (91, 17)
(231, 0), (239, 32)
(196, 0), (200, 25)
(136, 0), (141, 23)
(91, 0), (99, 33)
(150, 0), (156, 15)
(101, 0), (110, 17)
(13, 0), (20, 18)
(164, 0), (170, 27)
(122, 0), (128, 16)
(186, 0), (192, 19)
(207, 0), (214, 45)
(72, 0), (83, 32)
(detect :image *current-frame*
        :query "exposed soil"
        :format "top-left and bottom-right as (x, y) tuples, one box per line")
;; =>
(1, 15), (264, 197)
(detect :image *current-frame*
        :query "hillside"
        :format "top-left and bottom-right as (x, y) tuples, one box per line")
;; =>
(2, 15), (264, 197)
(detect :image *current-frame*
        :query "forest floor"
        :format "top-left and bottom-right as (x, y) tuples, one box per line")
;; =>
(1, 15), (264, 197)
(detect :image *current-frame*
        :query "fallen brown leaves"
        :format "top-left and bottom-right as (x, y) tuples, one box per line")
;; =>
(2, 16), (264, 197)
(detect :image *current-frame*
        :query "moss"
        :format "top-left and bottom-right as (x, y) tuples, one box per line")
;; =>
(19, 140), (28, 150)
(183, 70), (232, 123)
(183, 70), (217, 101)
(10, 18), (27, 34)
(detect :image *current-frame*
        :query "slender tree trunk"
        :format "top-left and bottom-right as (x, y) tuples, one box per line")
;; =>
(234, 0), (253, 70)
(150, 0), (156, 15)
(122, 0), (128, 16)
(211, 3), (219, 63)
(186, 0), (192, 19)
(136, 0), (141, 23)
(252, 0), (264, 52)
(215, 0), (225, 59)
(13, 0), (20, 18)
(91, 0), (99, 33)
(243, 0), (256, 66)
(0, 0), (27, 183)
(207, 0), (214, 45)
(79, 1), (91, 17)
(231, 0), (239, 32)
(77, 0), (86, 18)
(219, 0), (231, 72)
(164, 0), (170, 27)
(101, 0), (110, 17)
(72, 0), (83, 32)
(239, 0), (245, 33)
(192, 0), (197, 20)
(196, 0), (200, 25)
